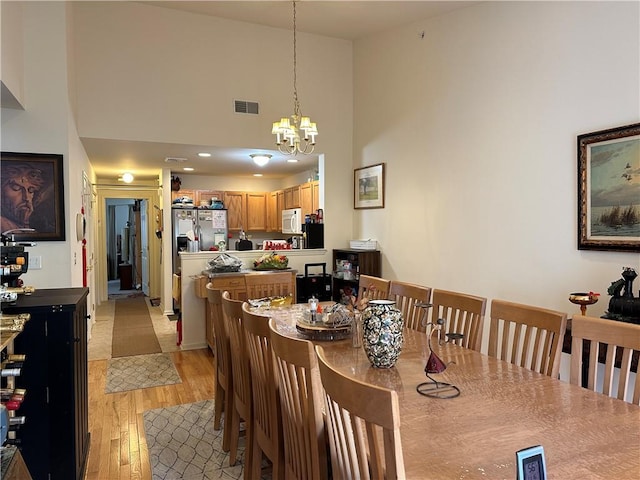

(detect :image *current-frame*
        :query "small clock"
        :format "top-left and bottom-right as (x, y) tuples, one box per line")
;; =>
(516, 445), (546, 480)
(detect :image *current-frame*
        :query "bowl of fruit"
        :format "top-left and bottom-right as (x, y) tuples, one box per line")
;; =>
(253, 252), (289, 270)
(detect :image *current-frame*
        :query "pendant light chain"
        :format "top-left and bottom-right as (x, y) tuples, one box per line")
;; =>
(292, 0), (300, 120)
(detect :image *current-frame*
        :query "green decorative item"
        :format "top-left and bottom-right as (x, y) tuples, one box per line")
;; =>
(362, 299), (404, 368)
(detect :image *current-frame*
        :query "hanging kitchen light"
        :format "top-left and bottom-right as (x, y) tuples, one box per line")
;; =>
(272, 0), (318, 155)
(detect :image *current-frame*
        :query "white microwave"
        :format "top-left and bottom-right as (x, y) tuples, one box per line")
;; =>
(282, 208), (303, 234)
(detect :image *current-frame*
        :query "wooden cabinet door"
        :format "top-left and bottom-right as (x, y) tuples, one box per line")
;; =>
(267, 191), (279, 232)
(196, 190), (223, 207)
(246, 192), (267, 231)
(312, 180), (320, 212)
(277, 190), (285, 230)
(284, 186), (301, 209)
(171, 189), (195, 203)
(224, 191), (246, 231)
(300, 182), (313, 217)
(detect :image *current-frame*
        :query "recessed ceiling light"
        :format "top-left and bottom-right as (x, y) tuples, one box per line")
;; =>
(183, 167), (194, 171)
(198, 152), (211, 157)
(253, 173), (263, 177)
(287, 158), (299, 163)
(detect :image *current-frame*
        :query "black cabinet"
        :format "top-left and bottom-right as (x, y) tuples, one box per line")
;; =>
(2, 288), (90, 480)
(332, 249), (381, 302)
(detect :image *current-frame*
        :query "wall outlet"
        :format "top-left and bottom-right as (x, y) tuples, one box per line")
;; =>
(29, 255), (42, 270)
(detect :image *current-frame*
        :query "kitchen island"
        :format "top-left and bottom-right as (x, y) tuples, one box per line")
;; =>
(177, 249), (329, 350)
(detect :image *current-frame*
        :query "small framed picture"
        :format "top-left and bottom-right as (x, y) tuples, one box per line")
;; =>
(577, 123), (640, 252)
(516, 445), (546, 480)
(354, 163), (385, 209)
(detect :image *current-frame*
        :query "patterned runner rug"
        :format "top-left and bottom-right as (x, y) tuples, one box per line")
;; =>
(105, 352), (182, 393)
(143, 400), (249, 480)
(112, 295), (162, 357)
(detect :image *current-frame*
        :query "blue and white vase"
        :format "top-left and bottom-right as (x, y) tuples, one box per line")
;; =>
(362, 300), (404, 368)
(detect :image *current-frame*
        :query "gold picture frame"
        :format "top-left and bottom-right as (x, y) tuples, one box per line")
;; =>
(577, 123), (640, 252)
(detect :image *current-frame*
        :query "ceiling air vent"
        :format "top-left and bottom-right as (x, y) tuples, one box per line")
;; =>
(164, 157), (187, 164)
(234, 100), (259, 115)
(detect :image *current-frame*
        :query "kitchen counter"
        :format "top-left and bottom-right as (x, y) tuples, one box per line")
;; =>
(177, 248), (329, 350)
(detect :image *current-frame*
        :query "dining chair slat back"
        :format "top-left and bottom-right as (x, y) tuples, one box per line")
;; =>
(358, 274), (390, 303)
(315, 345), (405, 480)
(242, 303), (284, 479)
(221, 291), (254, 474)
(431, 289), (487, 351)
(206, 284), (233, 451)
(245, 271), (296, 300)
(389, 281), (432, 333)
(488, 300), (567, 378)
(268, 318), (329, 480)
(570, 315), (640, 405)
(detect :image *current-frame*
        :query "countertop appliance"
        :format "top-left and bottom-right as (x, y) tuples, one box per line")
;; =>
(282, 208), (303, 234)
(303, 223), (324, 249)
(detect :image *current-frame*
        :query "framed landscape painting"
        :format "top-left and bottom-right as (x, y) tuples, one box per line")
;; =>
(354, 163), (385, 209)
(577, 123), (640, 252)
(0, 151), (66, 241)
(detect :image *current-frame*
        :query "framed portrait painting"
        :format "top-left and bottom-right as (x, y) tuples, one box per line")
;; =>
(354, 163), (385, 209)
(1, 152), (66, 241)
(577, 123), (640, 252)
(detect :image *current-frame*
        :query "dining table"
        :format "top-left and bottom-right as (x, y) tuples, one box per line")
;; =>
(252, 303), (640, 479)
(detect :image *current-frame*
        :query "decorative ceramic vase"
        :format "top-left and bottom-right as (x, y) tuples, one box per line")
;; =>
(362, 300), (404, 368)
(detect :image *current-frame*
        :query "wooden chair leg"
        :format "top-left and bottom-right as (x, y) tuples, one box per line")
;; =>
(250, 434), (263, 480)
(213, 380), (224, 430)
(228, 405), (240, 466)
(222, 386), (232, 452)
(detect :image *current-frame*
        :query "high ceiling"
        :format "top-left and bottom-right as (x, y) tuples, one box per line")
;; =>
(83, 1), (477, 180)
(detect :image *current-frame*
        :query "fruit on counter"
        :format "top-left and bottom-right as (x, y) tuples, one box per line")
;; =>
(253, 252), (289, 269)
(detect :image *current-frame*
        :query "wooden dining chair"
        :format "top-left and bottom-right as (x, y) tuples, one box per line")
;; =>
(268, 318), (329, 480)
(244, 271), (296, 300)
(358, 274), (391, 302)
(388, 280), (432, 333)
(221, 291), (254, 476)
(241, 303), (284, 480)
(488, 299), (567, 378)
(570, 315), (640, 405)
(206, 284), (233, 451)
(430, 289), (487, 351)
(315, 345), (405, 480)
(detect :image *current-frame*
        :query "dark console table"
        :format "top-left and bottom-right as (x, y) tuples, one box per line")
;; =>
(2, 287), (90, 480)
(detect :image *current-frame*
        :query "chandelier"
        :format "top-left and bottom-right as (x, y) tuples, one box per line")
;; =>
(272, 0), (318, 155)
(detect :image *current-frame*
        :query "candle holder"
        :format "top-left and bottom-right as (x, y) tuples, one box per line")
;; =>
(416, 318), (460, 399)
(569, 292), (599, 316)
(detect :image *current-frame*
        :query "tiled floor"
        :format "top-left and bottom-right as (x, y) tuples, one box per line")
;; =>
(88, 281), (179, 361)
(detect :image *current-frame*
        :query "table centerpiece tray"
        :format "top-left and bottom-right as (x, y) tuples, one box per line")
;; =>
(295, 313), (352, 341)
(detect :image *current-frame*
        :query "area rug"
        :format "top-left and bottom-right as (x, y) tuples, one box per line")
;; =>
(112, 295), (162, 357)
(105, 353), (182, 394)
(143, 400), (247, 480)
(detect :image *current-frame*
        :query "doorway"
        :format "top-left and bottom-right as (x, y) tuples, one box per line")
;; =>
(95, 186), (160, 305)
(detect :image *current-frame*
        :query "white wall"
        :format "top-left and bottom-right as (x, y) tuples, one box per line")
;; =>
(1, 2), (96, 318)
(353, 1), (640, 318)
(72, 2), (355, 256)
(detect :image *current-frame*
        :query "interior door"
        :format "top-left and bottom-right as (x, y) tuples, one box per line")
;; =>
(140, 200), (150, 296)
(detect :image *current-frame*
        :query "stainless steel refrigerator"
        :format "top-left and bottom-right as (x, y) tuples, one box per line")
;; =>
(171, 208), (229, 273)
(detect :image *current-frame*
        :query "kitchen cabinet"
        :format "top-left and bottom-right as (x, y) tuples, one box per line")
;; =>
(284, 185), (301, 209)
(4, 288), (90, 480)
(267, 190), (284, 232)
(208, 275), (247, 302)
(300, 180), (320, 217)
(171, 189), (195, 203)
(224, 191), (246, 231)
(331, 249), (381, 303)
(246, 192), (267, 231)
(196, 190), (223, 207)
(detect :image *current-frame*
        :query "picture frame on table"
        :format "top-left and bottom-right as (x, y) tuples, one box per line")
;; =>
(577, 123), (640, 252)
(1, 151), (66, 241)
(354, 163), (385, 209)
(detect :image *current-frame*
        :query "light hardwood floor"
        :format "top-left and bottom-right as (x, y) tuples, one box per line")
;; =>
(84, 297), (215, 480)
